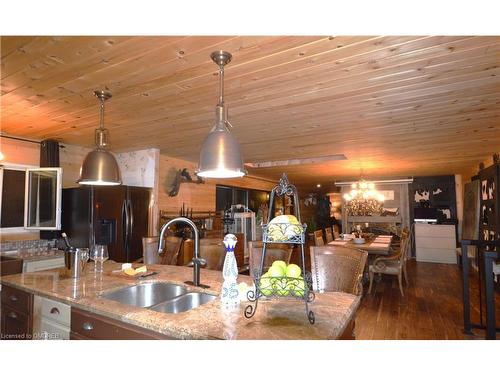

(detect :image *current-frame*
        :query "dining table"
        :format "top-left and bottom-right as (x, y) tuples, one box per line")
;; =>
(327, 235), (393, 256)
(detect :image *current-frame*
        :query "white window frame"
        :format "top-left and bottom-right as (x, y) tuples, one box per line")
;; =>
(0, 163), (63, 233)
(24, 167), (63, 230)
(0, 163), (37, 234)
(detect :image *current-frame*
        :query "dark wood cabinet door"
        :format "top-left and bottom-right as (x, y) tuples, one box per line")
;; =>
(1, 284), (32, 314)
(71, 307), (173, 340)
(1, 285), (33, 340)
(0, 256), (23, 276)
(69, 331), (89, 340)
(1, 305), (31, 340)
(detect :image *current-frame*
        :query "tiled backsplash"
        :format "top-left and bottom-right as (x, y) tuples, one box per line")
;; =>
(0, 239), (57, 252)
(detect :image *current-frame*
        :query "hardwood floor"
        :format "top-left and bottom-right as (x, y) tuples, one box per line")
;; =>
(355, 259), (500, 339)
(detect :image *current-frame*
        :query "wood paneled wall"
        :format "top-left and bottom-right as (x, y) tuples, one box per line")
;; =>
(157, 154), (275, 213)
(0, 137), (91, 187)
(0, 137), (40, 166)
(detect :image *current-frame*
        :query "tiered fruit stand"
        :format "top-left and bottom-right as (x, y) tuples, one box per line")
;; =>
(244, 174), (315, 324)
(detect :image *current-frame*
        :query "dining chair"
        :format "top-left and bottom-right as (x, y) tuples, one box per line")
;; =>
(248, 240), (290, 251)
(387, 226), (408, 254)
(310, 245), (368, 295)
(159, 236), (183, 265)
(313, 229), (325, 246)
(248, 241), (293, 277)
(332, 224), (340, 240)
(368, 230), (410, 296)
(325, 227), (334, 243)
(142, 237), (159, 265)
(199, 238), (225, 271)
(203, 229), (224, 239)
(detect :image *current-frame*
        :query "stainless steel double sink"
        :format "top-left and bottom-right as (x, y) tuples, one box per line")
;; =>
(101, 283), (216, 314)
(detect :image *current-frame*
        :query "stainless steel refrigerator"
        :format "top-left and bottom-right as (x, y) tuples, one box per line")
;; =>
(62, 185), (152, 262)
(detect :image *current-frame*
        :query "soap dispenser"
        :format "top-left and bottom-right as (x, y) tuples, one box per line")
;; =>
(221, 234), (240, 307)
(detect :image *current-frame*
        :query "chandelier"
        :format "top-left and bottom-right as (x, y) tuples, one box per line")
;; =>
(343, 180), (385, 216)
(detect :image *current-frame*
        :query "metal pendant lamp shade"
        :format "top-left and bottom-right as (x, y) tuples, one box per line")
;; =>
(196, 51), (246, 179)
(78, 90), (122, 186)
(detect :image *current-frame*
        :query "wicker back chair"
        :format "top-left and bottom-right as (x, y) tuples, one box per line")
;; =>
(248, 241), (293, 277)
(368, 230), (410, 296)
(325, 227), (334, 243)
(310, 245), (368, 295)
(313, 230), (325, 246)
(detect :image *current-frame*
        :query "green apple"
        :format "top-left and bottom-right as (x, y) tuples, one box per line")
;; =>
(259, 276), (273, 296)
(276, 287), (289, 296)
(287, 278), (306, 297)
(272, 260), (287, 272)
(268, 264), (286, 277)
(273, 277), (289, 296)
(285, 264), (302, 278)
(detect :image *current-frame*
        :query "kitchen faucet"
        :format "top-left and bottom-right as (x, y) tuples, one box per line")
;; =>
(158, 217), (208, 288)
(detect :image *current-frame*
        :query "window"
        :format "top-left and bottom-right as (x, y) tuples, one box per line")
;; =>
(24, 168), (62, 229)
(233, 188), (248, 207)
(216, 185), (271, 213)
(0, 164), (62, 232)
(0, 168), (26, 228)
(248, 189), (270, 213)
(216, 185), (233, 212)
(216, 185), (250, 212)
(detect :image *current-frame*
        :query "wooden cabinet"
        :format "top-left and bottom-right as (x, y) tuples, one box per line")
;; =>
(0, 256), (23, 276)
(33, 295), (71, 340)
(1, 284), (33, 339)
(70, 307), (174, 340)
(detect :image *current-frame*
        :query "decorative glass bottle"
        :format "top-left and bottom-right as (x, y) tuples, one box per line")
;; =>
(221, 234), (240, 307)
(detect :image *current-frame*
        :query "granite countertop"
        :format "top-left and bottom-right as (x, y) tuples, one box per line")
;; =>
(0, 263), (361, 340)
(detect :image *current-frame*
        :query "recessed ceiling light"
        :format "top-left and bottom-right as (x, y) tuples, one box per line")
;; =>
(316, 184), (321, 188)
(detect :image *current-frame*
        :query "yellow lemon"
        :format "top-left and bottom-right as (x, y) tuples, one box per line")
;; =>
(123, 268), (136, 276)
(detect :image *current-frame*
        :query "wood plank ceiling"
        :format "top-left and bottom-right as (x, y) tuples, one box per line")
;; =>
(1, 36), (499, 188)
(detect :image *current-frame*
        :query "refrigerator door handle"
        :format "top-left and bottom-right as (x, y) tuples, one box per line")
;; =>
(122, 200), (129, 250)
(128, 199), (134, 239)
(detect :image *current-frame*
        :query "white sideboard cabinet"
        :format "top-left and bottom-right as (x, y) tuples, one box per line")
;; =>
(415, 223), (457, 264)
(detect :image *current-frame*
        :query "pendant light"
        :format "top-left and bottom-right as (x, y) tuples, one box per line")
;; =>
(196, 51), (246, 178)
(77, 90), (122, 185)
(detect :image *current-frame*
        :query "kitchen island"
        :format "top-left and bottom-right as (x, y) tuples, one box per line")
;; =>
(0, 263), (360, 340)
